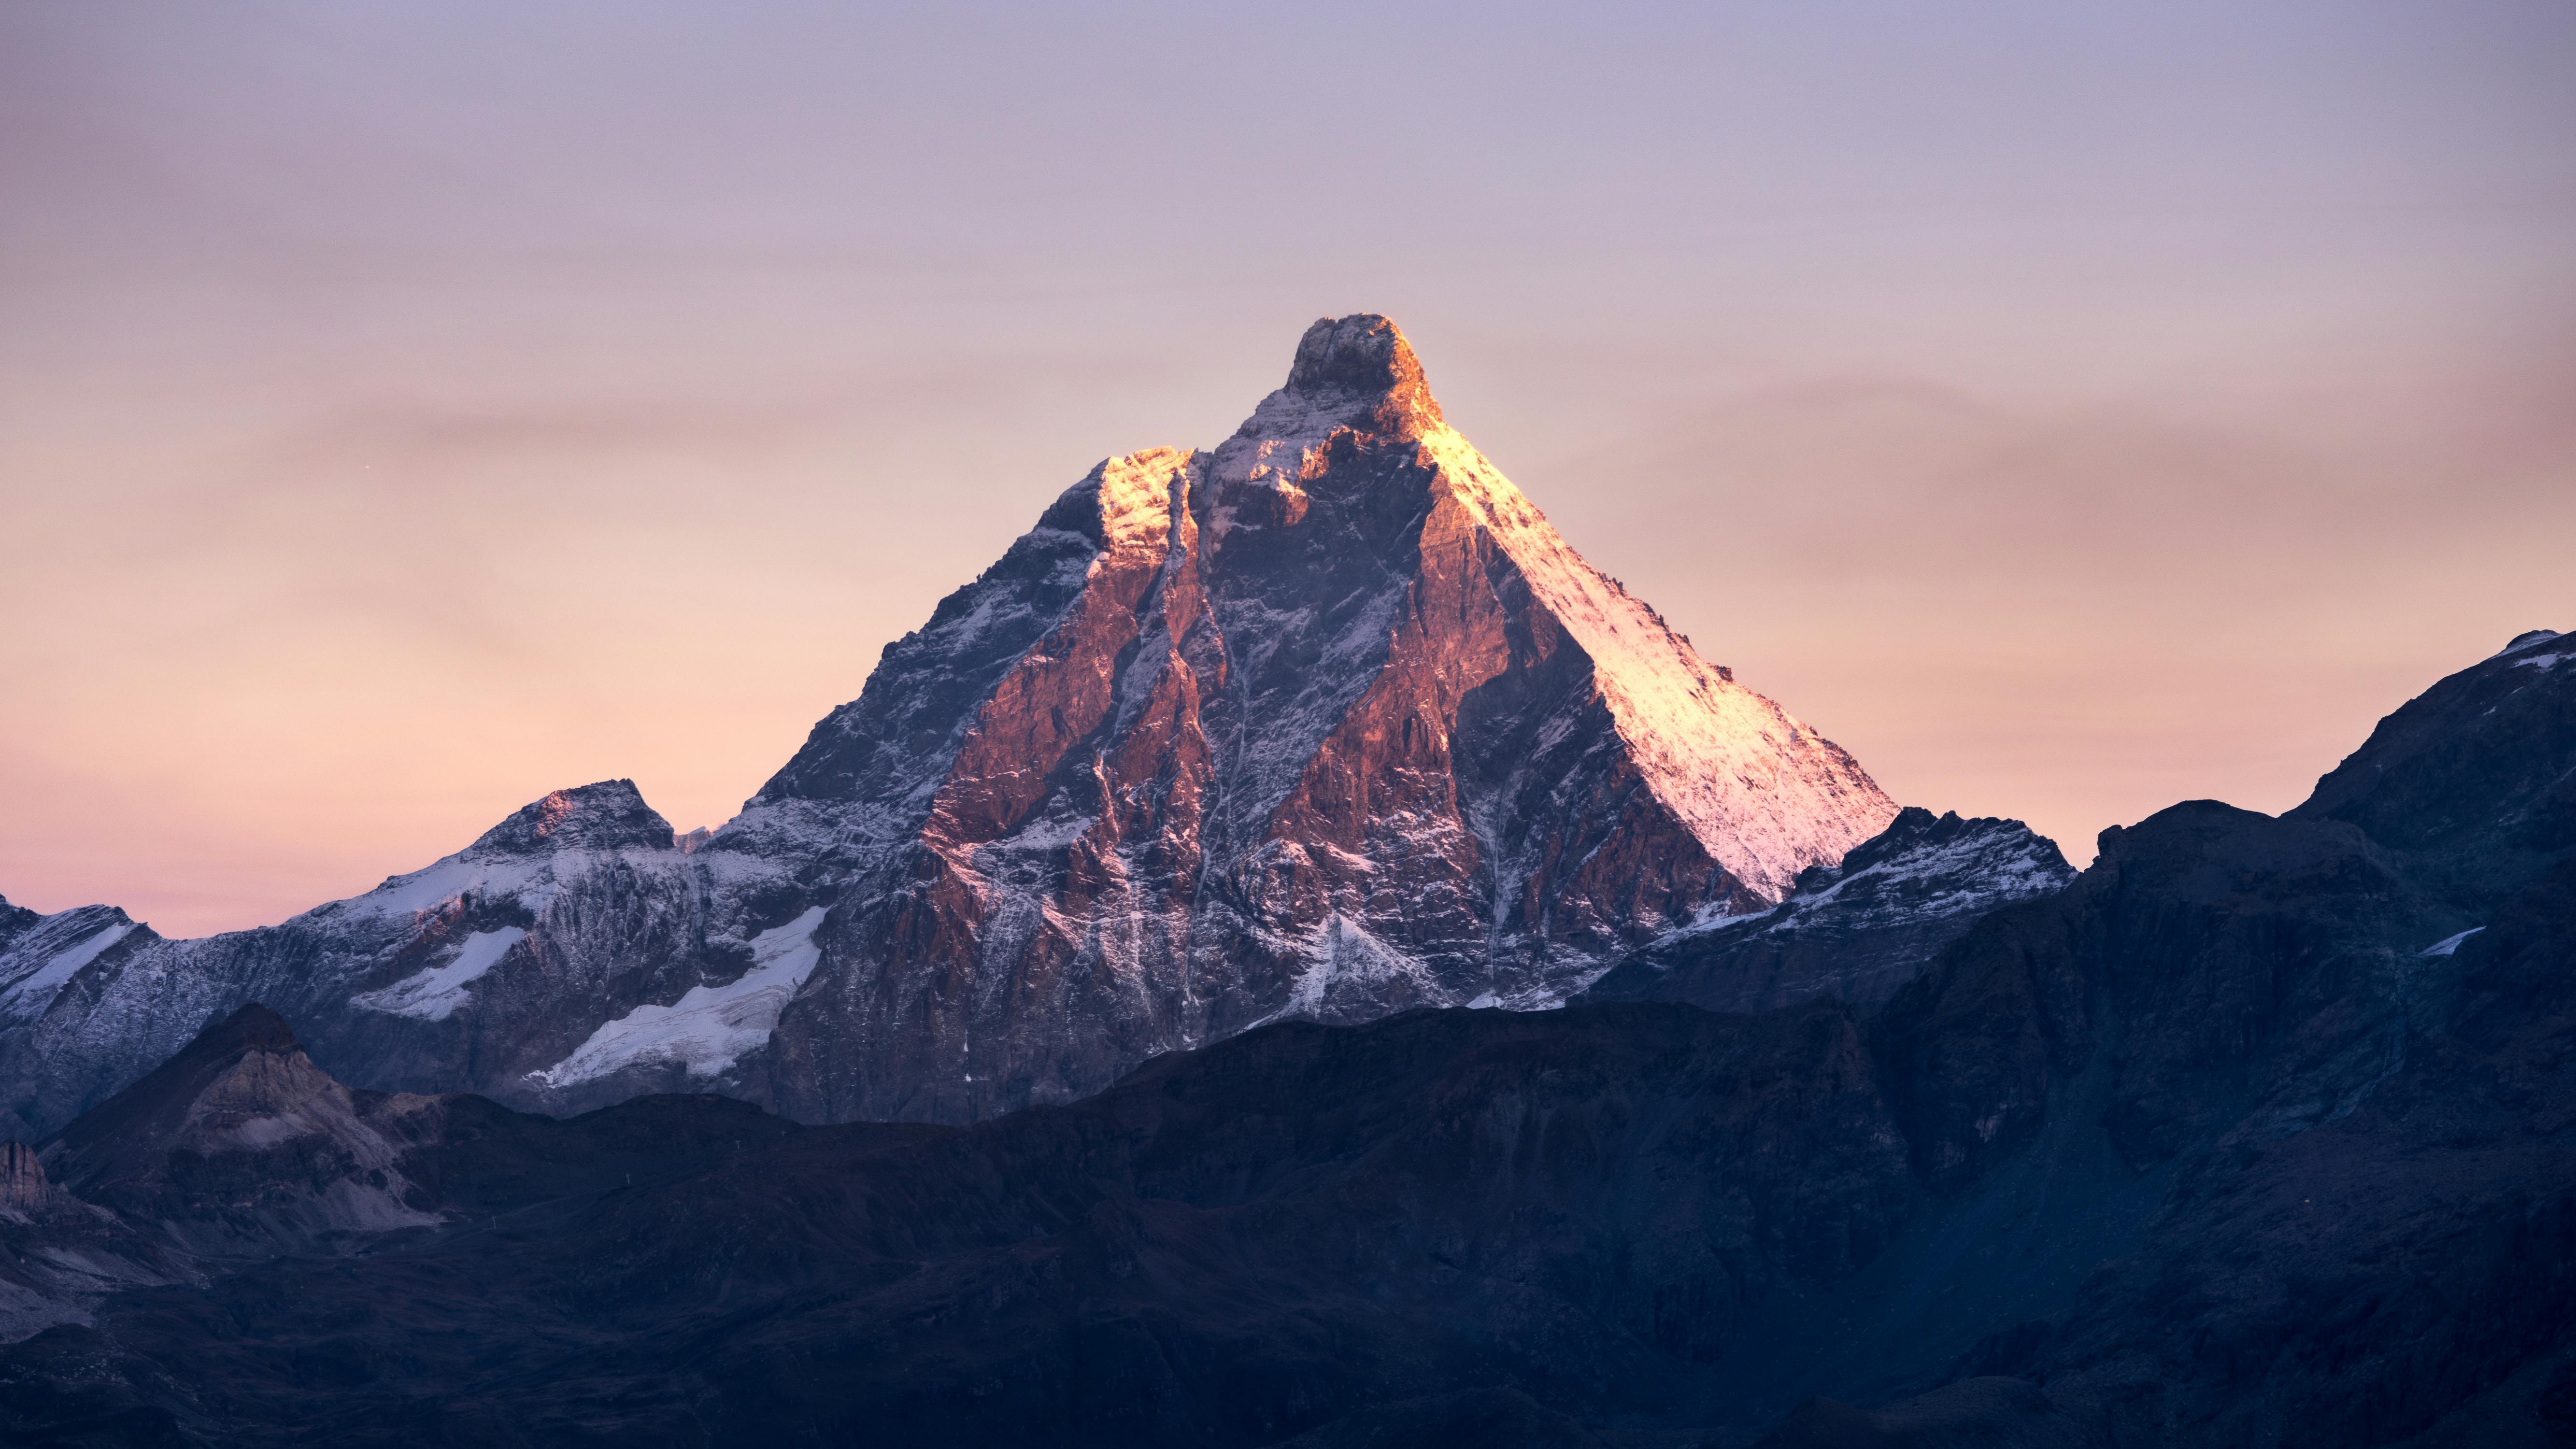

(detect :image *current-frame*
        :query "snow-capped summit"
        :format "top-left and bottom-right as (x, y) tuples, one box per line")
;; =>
(0, 781), (721, 1139)
(742, 313), (1899, 1122)
(462, 780), (677, 856)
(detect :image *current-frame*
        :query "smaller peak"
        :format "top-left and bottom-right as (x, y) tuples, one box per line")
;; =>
(41, 1002), (313, 1161)
(1834, 806), (2068, 880)
(202, 1002), (302, 1056)
(1282, 314), (1442, 434)
(2499, 628), (2564, 656)
(468, 779), (676, 856)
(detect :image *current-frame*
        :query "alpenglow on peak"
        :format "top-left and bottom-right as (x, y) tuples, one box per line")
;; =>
(726, 311), (1900, 1121)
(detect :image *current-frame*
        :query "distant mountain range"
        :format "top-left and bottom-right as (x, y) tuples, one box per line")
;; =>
(2, 318), (2568, 1447)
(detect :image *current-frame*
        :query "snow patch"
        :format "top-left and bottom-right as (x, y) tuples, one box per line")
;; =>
(0, 921), (135, 1014)
(349, 927), (528, 1022)
(981, 811), (1097, 856)
(1094, 449), (1185, 551)
(527, 906), (827, 1089)
(1272, 915), (1447, 1022)
(329, 855), (553, 921)
(1418, 426), (1898, 898)
(2421, 926), (2484, 957)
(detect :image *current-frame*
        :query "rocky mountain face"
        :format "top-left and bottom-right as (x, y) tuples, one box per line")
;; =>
(0, 633), (2565, 1447)
(747, 313), (1897, 1122)
(1581, 807), (2076, 1014)
(39, 1005), (445, 1256)
(0, 314), (1900, 1136)
(2286, 626), (2575, 911)
(0, 782), (728, 1142)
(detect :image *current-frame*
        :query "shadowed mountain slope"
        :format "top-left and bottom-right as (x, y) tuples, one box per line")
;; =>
(1582, 808), (2074, 1015)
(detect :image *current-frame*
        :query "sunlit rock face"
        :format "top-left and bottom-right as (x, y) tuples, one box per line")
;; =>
(746, 314), (1898, 1122)
(0, 316), (1897, 1131)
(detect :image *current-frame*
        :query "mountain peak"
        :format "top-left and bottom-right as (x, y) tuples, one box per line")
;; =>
(1212, 316), (1445, 486)
(2290, 623), (2572, 909)
(467, 779), (675, 856)
(197, 1002), (301, 1056)
(1282, 313), (1441, 432)
(39, 999), (440, 1246)
(41, 1002), (321, 1183)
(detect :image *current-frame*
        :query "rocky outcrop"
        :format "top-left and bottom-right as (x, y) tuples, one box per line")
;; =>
(39, 1004), (444, 1254)
(0, 1142), (54, 1215)
(0, 317), (1896, 1135)
(2287, 626), (2576, 911)
(0, 898), (41, 954)
(0, 781), (747, 1140)
(0, 1005), (796, 1349)
(1581, 808), (2075, 1014)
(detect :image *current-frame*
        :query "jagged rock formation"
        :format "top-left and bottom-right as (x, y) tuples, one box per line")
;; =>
(0, 315), (1899, 1134)
(1581, 807), (2075, 1014)
(0, 782), (737, 1141)
(0, 1143), (55, 1215)
(40, 1004), (445, 1254)
(747, 313), (1897, 1122)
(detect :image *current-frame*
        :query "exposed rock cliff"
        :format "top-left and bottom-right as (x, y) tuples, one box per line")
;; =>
(0, 781), (735, 1139)
(1582, 807), (2075, 1014)
(746, 313), (1897, 1121)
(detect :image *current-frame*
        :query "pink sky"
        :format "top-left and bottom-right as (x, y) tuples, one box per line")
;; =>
(3, 2), (2571, 937)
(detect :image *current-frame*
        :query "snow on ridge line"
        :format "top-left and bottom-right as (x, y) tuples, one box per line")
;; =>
(1092, 448), (1190, 550)
(0, 920), (137, 1013)
(1415, 426), (1897, 898)
(526, 905), (829, 1090)
(350, 926), (529, 1022)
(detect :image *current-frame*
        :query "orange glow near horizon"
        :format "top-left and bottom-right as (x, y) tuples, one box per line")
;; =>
(3, 3), (2570, 937)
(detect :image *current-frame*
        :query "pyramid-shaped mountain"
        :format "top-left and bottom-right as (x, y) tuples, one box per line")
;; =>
(0, 315), (1898, 1131)
(729, 314), (1896, 1119)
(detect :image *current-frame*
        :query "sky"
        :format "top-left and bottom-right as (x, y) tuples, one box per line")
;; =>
(3, 0), (2571, 938)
